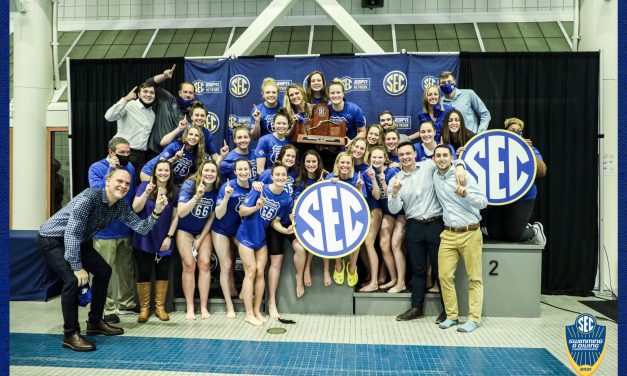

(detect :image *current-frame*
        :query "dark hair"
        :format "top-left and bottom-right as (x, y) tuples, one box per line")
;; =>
(271, 163), (288, 175)
(189, 101), (208, 116)
(378, 110), (393, 121)
(273, 107), (293, 129)
(440, 109), (474, 146)
(397, 141), (415, 151)
(139, 82), (155, 90)
(439, 71), (456, 81)
(178, 81), (195, 93)
(234, 157), (252, 172)
(149, 160), (176, 202)
(305, 70), (329, 103)
(419, 119), (436, 131)
(295, 150), (324, 187)
(433, 144), (453, 156)
(276, 144), (298, 171)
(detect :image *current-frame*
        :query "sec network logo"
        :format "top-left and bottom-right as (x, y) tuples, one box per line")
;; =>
(565, 313), (606, 376)
(294, 181), (370, 258)
(340, 76), (370, 92)
(230, 74), (250, 98)
(193, 80), (222, 95)
(383, 70), (407, 96)
(461, 130), (537, 205)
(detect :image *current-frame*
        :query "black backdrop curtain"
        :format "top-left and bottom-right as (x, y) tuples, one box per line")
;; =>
(69, 57), (185, 194)
(459, 52), (599, 295)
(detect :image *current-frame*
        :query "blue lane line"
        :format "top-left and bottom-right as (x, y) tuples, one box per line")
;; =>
(10, 333), (572, 375)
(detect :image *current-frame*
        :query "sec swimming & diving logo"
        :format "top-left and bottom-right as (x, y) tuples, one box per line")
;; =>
(565, 313), (606, 375)
(293, 181), (370, 258)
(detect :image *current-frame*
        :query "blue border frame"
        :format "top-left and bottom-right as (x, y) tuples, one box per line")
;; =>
(1, 0), (9, 373)
(618, 1), (626, 373)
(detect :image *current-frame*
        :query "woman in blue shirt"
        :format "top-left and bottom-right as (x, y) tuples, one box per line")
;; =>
(220, 125), (258, 180)
(365, 124), (385, 152)
(132, 159), (179, 323)
(411, 85), (454, 143)
(305, 70), (329, 105)
(212, 158), (253, 320)
(384, 129), (402, 168)
(292, 150), (328, 293)
(440, 109), (476, 157)
(177, 160), (221, 320)
(236, 164), (294, 326)
(347, 138), (381, 292)
(141, 125), (206, 185)
(255, 108), (292, 176)
(251, 78), (281, 139)
(254, 144), (298, 319)
(159, 102), (228, 166)
(414, 120), (457, 162)
(326, 152), (367, 288)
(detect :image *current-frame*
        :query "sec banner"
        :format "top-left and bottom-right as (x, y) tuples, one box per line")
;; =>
(294, 181), (370, 258)
(461, 130), (537, 205)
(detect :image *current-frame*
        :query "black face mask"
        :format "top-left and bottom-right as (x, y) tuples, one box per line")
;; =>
(138, 97), (154, 108)
(116, 154), (131, 167)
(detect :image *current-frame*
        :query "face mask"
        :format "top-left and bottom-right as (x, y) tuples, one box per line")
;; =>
(178, 96), (194, 109)
(138, 97), (153, 108)
(513, 130), (523, 136)
(116, 154), (131, 167)
(440, 83), (455, 95)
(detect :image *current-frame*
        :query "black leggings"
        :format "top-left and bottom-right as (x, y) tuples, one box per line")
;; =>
(485, 199), (535, 242)
(134, 248), (171, 282)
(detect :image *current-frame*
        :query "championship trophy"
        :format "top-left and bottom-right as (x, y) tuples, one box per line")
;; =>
(291, 103), (347, 146)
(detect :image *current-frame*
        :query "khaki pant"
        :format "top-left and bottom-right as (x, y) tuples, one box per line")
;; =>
(438, 229), (483, 322)
(93, 238), (136, 315)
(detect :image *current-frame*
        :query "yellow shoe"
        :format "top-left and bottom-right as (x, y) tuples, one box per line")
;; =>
(347, 265), (359, 287)
(333, 259), (345, 285)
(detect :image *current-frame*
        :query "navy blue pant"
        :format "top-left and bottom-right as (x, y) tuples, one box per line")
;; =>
(405, 220), (443, 309)
(485, 198), (535, 242)
(37, 235), (112, 336)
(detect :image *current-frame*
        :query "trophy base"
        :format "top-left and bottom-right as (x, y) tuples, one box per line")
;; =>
(296, 134), (346, 146)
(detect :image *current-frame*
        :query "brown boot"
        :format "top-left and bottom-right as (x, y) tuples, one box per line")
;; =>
(154, 280), (170, 321)
(137, 282), (151, 323)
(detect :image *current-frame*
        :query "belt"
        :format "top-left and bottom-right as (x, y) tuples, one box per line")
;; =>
(444, 223), (480, 233)
(408, 215), (442, 224)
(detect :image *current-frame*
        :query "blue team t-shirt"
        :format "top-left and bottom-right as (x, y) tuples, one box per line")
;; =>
(212, 181), (251, 237)
(328, 101), (366, 140)
(255, 134), (290, 170)
(353, 163), (378, 209)
(417, 103), (454, 142)
(142, 141), (200, 184)
(519, 147), (543, 201)
(325, 172), (367, 197)
(177, 179), (219, 235)
(258, 168), (298, 198)
(236, 184), (293, 250)
(381, 166), (401, 216)
(220, 149), (258, 181)
(251, 101), (282, 138)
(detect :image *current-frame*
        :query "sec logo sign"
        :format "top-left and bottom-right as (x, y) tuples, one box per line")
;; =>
(229, 74), (250, 98)
(206, 111), (220, 133)
(383, 70), (407, 96)
(294, 181), (370, 258)
(421, 75), (438, 90)
(461, 130), (537, 205)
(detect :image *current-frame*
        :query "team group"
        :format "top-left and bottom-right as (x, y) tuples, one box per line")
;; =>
(37, 64), (547, 351)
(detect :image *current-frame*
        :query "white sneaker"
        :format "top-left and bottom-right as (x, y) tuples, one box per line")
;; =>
(531, 222), (546, 247)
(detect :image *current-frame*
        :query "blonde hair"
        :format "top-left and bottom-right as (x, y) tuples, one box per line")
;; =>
(347, 136), (369, 164)
(332, 152), (354, 178)
(504, 117), (525, 130)
(283, 84), (312, 120)
(328, 78), (345, 92)
(261, 77), (278, 94)
(422, 85), (444, 114)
